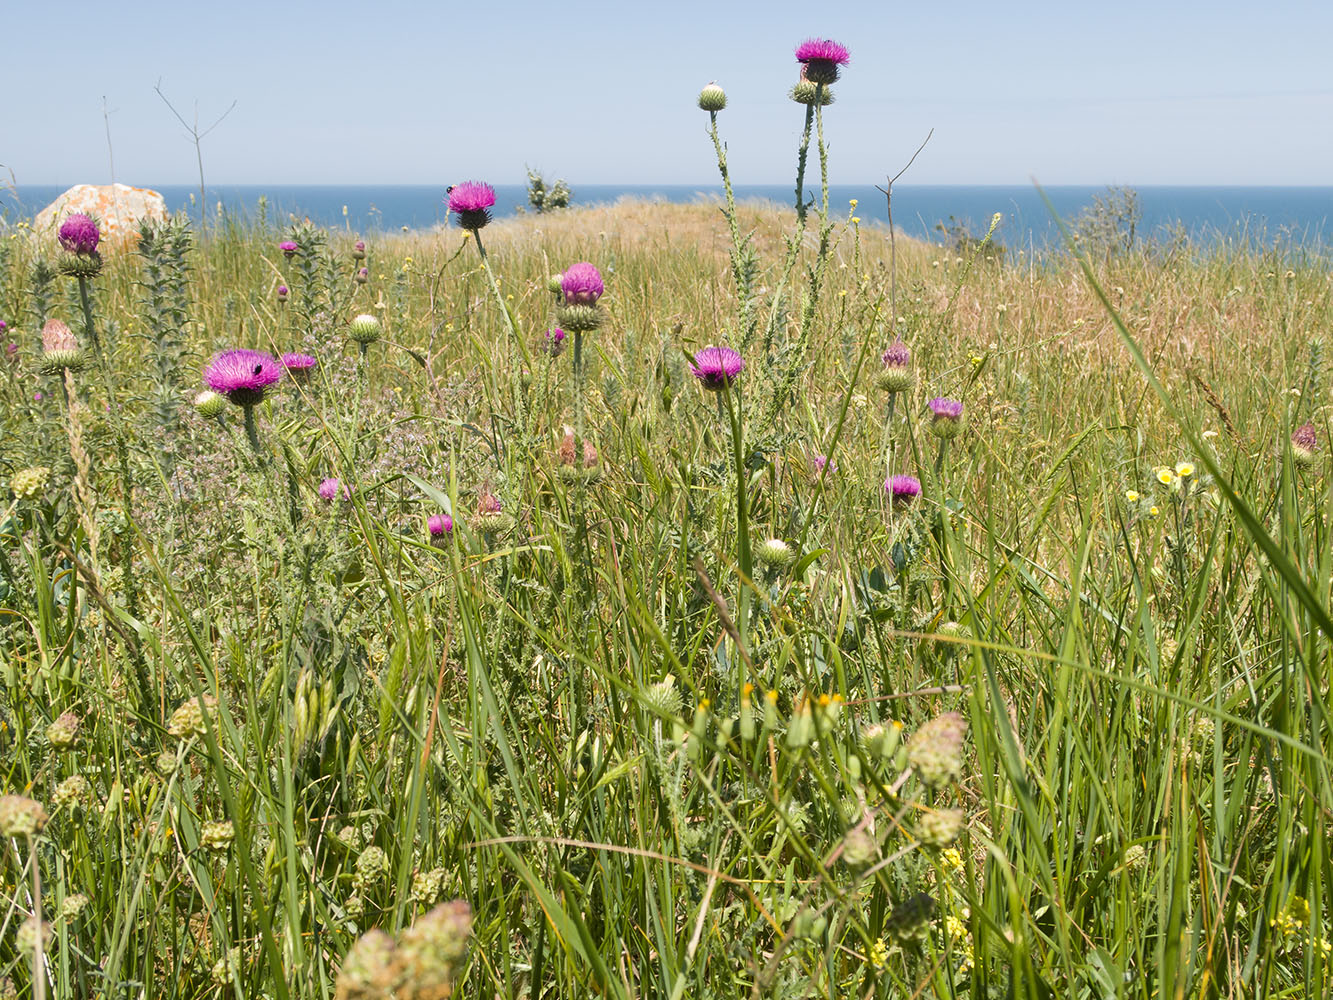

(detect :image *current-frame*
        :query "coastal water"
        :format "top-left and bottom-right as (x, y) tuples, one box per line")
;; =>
(4, 183), (1330, 251)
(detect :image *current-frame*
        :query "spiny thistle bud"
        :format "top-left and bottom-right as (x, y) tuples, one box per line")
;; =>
(934, 620), (972, 658)
(351, 239), (366, 261)
(641, 677), (683, 719)
(10, 466), (51, 500)
(906, 712), (967, 789)
(279, 240), (298, 259)
(0, 796), (49, 837)
(756, 537), (796, 569)
(474, 486), (516, 534)
(547, 273), (565, 295)
(45, 711), (80, 748)
(167, 693), (219, 739)
(1292, 423), (1317, 468)
(354, 267), (368, 285)
(39, 319), (86, 375)
(347, 313), (382, 346)
(544, 327), (566, 357)
(194, 390), (226, 418)
(789, 80), (835, 106)
(875, 340), (913, 393)
(57, 213), (103, 276)
(276, 284), (289, 303)
(201, 819), (235, 851)
(555, 303), (603, 333)
(698, 82), (727, 111)
(928, 397), (965, 439)
(885, 892), (936, 943)
(916, 807), (966, 847)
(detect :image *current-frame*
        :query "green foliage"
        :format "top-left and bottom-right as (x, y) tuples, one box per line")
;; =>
(526, 167), (573, 214)
(0, 173), (1329, 1000)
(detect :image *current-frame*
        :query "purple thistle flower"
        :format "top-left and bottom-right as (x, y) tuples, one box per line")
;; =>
(886, 474), (922, 508)
(352, 239), (366, 260)
(448, 181), (496, 231)
(795, 37), (850, 84)
(876, 339), (914, 392)
(428, 513), (453, 538)
(281, 352), (317, 383)
(813, 454), (837, 475)
(561, 263), (604, 306)
(795, 38), (851, 64)
(276, 285), (289, 303)
(355, 266), (369, 285)
(691, 345), (745, 391)
(203, 348), (285, 407)
(34, 392), (44, 402)
(279, 240), (298, 258)
(928, 396), (964, 439)
(319, 477), (350, 501)
(58, 213), (100, 255)
(544, 327), (567, 357)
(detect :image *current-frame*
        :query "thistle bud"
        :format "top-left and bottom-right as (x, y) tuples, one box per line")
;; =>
(1292, 423), (1317, 468)
(0, 795), (49, 837)
(698, 83), (727, 112)
(352, 239), (366, 261)
(348, 313), (382, 346)
(906, 712), (967, 789)
(875, 340), (913, 393)
(756, 537), (796, 569)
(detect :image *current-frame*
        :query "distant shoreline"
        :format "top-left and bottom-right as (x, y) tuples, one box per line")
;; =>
(4, 183), (1330, 248)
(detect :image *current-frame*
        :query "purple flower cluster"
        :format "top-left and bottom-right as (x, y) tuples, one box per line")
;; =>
(58, 213), (100, 255)
(204, 348), (285, 407)
(428, 513), (453, 539)
(691, 345), (745, 391)
(448, 181), (497, 231)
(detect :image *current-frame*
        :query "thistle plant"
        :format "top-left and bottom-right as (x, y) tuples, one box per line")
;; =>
(135, 215), (195, 475)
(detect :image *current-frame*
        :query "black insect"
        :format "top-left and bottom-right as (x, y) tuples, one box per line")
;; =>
(253, 364), (264, 375)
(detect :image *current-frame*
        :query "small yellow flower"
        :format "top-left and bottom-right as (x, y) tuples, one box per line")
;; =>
(850, 216), (861, 225)
(1125, 490), (1140, 502)
(1156, 467), (1176, 486)
(849, 198), (858, 209)
(1175, 462), (1195, 478)
(969, 354), (984, 366)
(1149, 506), (1160, 517)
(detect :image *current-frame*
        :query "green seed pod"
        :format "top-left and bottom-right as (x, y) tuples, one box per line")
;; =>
(348, 313), (382, 346)
(698, 83), (727, 112)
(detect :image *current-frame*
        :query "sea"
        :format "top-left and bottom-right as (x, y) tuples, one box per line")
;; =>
(3, 183), (1331, 252)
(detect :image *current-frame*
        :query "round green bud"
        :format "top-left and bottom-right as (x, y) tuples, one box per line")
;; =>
(698, 83), (727, 112)
(555, 303), (603, 333)
(194, 390), (226, 418)
(789, 81), (835, 106)
(756, 537), (796, 569)
(348, 313), (382, 345)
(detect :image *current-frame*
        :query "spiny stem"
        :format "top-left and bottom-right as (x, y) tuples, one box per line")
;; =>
(794, 104), (815, 225)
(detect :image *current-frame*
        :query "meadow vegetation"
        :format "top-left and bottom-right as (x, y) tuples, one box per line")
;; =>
(1, 39), (1332, 1000)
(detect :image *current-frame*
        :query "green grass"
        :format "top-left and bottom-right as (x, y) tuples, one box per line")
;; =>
(0, 181), (1331, 1000)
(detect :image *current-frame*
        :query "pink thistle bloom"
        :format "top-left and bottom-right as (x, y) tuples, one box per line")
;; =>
(928, 397), (964, 439)
(795, 38), (850, 64)
(814, 454), (837, 475)
(204, 348), (285, 407)
(882, 341), (910, 367)
(279, 240), (298, 258)
(560, 262), (604, 306)
(318, 477), (350, 501)
(58, 213), (100, 255)
(886, 474), (921, 508)
(691, 345), (745, 391)
(427, 513), (453, 538)
(352, 240), (366, 260)
(281, 352), (317, 382)
(448, 181), (496, 231)
(42, 319), (77, 353)
(34, 392), (44, 401)
(544, 327), (567, 357)
(795, 38), (849, 84)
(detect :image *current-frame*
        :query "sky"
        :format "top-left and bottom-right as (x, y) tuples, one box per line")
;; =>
(3, 0), (1332, 189)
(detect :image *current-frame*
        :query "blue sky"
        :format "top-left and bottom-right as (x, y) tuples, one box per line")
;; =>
(4, 0), (1331, 187)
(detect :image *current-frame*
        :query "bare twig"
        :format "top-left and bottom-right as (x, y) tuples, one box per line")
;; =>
(875, 129), (934, 334)
(154, 80), (237, 233)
